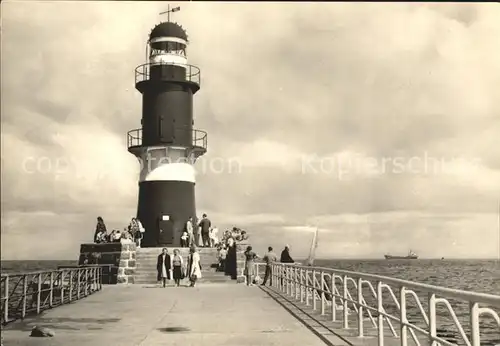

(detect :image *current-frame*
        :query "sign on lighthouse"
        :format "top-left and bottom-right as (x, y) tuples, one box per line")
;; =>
(126, 8), (207, 247)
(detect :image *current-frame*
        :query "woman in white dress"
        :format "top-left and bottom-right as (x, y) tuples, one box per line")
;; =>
(187, 246), (202, 287)
(209, 226), (219, 248)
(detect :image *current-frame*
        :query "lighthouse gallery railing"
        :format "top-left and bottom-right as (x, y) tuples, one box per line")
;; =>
(255, 263), (500, 346)
(135, 62), (201, 86)
(1, 266), (102, 324)
(127, 127), (207, 150)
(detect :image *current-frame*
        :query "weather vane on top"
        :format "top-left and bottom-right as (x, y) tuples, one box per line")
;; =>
(160, 4), (180, 22)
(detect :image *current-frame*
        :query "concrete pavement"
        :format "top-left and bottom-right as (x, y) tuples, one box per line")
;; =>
(1, 283), (348, 346)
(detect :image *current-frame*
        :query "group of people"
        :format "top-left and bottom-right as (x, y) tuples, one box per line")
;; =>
(181, 214), (221, 248)
(156, 246), (202, 288)
(93, 217), (145, 247)
(242, 245), (294, 287)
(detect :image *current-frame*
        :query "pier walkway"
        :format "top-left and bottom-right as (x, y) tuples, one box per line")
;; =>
(1, 283), (347, 346)
(2, 264), (499, 346)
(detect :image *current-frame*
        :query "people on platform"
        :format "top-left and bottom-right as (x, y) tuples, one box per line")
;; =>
(95, 227), (108, 244)
(198, 214), (211, 247)
(209, 226), (219, 248)
(157, 248), (172, 288)
(187, 246), (202, 287)
(243, 246), (259, 286)
(261, 246), (277, 286)
(128, 218), (144, 248)
(121, 228), (133, 244)
(113, 230), (122, 243)
(180, 231), (189, 248)
(171, 249), (185, 287)
(134, 228), (143, 248)
(94, 216), (107, 243)
(217, 245), (227, 272)
(185, 217), (194, 246)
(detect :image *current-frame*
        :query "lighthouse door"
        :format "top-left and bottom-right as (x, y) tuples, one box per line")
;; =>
(159, 116), (175, 143)
(158, 215), (174, 245)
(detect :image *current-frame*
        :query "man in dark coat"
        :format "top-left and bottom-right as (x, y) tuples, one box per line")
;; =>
(280, 245), (294, 286)
(280, 245), (294, 263)
(198, 214), (211, 247)
(156, 248), (171, 287)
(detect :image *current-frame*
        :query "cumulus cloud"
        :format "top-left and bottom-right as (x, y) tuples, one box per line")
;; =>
(1, 2), (499, 260)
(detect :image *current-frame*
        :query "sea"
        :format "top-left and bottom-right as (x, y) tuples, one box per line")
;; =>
(1, 259), (499, 345)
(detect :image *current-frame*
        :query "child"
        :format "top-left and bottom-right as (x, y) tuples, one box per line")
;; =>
(180, 231), (188, 247)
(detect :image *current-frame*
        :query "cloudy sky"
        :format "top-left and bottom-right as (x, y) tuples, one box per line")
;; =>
(2, 2), (499, 260)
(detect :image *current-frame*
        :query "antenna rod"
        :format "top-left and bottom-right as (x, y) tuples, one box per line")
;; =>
(160, 5), (181, 22)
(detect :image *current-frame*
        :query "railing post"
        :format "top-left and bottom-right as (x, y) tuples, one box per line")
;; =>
(321, 272), (325, 315)
(342, 275), (348, 329)
(4, 276), (9, 323)
(99, 267), (102, 290)
(22, 275), (27, 319)
(300, 268), (304, 303)
(69, 270), (73, 301)
(312, 270), (317, 311)
(49, 272), (54, 307)
(400, 286), (407, 346)
(331, 274), (336, 322)
(305, 270), (310, 306)
(293, 267), (299, 300)
(278, 265), (282, 291)
(85, 269), (89, 296)
(285, 267), (290, 296)
(77, 269), (81, 299)
(377, 281), (384, 346)
(357, 278), (363, 337)
(469, 302), (480, 346)
(36, 273), (42, 314)
(428, 293), (437, 346)
(60, 271), (65, 304)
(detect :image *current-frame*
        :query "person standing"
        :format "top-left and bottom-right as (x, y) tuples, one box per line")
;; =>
(280, 245), (294, 263)
(187, 246), (202, 287)
(185, 217), (194, 246)
(217, 245), (227, 272)
(243, 246), (259, 286)
(209, 226), (219, 248)
(171, 249), (184, 287)
(280, 245), (294, 286)
(180, 231), (189, 248)
(94, 216), (107, 243)
(261, 246), (277, 286)
(225, 237), (238, 279)
(198, 214), (211, 247)
(156, 248), (171, 288)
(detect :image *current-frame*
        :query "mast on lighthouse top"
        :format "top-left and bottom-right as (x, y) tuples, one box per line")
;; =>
(149, 6), (188, 66)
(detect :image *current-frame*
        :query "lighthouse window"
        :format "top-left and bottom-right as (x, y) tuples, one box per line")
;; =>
(150, 47), (186, 57)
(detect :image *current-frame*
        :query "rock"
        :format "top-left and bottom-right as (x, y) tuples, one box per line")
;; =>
(30, 326), (55, 337)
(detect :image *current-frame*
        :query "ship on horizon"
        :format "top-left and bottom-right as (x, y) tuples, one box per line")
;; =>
(384, 249), (418, 260)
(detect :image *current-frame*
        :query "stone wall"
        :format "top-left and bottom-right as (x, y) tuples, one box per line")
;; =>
(79, 242), (137, 284)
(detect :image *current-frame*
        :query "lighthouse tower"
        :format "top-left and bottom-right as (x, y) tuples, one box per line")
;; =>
(127, 13), (207, 247)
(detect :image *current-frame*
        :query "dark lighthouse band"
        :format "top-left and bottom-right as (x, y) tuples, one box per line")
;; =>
(127, 15), (207, 248)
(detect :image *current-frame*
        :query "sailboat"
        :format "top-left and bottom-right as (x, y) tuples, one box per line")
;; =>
(306, 227), (319, 266)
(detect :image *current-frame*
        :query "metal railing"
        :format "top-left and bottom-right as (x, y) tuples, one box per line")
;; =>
(135, 62), (201, 86)
(255, 263), (500, 346)
(1, 266), (102, 324)
(127, 127), (207, 150)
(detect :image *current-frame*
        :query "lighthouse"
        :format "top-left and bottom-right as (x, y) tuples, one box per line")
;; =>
(127, 10), (207, 247)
